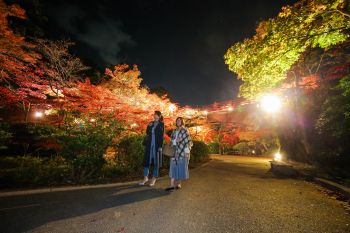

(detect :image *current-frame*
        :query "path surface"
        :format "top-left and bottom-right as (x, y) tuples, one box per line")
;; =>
(0, 155), (349, 233)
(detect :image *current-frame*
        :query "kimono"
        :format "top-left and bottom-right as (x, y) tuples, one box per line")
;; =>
(171, 127), (193, 157)
(169, 126), (193, 180)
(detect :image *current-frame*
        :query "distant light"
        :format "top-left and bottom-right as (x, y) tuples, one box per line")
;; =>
(131, 123), (138, 128)
(274, 152), (282, 161)
(228, 107), (233, 111)
(44, 109), (55, 115)
(252, 150), (255, 154)
(203, 110), (208, 115)
(261, 94), (282, 113)
(169, 104), (177, 113)
(90, 118), (96, 122)
(34, 111), (43, 118)
(136, 102), (140, 106)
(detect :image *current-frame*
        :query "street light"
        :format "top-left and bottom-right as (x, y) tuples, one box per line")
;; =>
(34, 111), (43, 118)
(274, 152), (282, 161)
(260, 94), (282, 113)
(169, 104), (177, 113)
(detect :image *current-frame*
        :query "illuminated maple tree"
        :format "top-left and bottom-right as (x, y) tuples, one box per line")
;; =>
(224, 0), (350, 99)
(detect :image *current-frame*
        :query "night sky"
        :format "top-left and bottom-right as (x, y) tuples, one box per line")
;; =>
(31, 0), (298, 106)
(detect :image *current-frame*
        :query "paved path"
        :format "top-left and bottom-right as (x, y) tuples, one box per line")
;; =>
(0, 155), (349, 233)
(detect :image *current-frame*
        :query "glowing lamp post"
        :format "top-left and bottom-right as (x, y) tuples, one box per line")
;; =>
(260, 94), (282, 113)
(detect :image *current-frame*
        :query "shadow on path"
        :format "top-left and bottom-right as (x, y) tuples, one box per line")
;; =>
(0, 184), (169, 233)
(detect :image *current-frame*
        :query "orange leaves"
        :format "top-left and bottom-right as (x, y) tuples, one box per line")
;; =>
(102, 64), (180, 128)
(63, 79), (123, 114)
(0, 0), (26, 38)
(6, 3), (26, 19)
(278, 6), (292, 18)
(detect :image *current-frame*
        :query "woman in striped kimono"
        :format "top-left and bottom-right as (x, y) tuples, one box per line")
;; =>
(165, 117), (193, 191)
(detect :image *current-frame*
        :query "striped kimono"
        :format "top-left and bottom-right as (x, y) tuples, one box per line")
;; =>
(169, 127), (193, 180)
(171, 127), (193, 158)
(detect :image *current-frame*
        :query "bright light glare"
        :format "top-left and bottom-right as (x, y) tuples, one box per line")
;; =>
(169, 104), (177, 113)
(35, 111), (43, 118)
(274, 152), (282, 161)
(228, 107), (233, 111)
(261, 95), (282, 113)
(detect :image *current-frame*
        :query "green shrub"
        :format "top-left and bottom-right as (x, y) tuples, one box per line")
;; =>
(0, 123), (12, 150)
(101, 163), (126, 178)
(191, 140), (209, 163)
(207, 142), (220, 154)
(55, 114), (124, 183)
(115, 135), (145, 173)
(0, 156), (71, 188)
(232, 142), (250, 155)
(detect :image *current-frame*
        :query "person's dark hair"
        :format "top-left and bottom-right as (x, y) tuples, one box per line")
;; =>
(154, 111), (163, 122)
(176, 117), (185, 127)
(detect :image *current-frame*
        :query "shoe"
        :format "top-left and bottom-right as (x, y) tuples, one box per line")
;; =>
(165, 186), (175, 192)
(175, 184), (182, 189)
(149, 177), (157, 187)
(139, 177), (148, 186)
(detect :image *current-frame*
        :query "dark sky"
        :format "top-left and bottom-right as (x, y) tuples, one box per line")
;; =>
(36, 0), (297, 106)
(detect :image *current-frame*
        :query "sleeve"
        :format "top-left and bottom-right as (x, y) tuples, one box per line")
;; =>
(159, 123), (164, 148)
(170, 130), (176, 146)
(186, 129), (193, 150)
(146, 122), (152, 136)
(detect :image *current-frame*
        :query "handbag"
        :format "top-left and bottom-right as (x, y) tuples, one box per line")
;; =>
(162, 143), (175, 157)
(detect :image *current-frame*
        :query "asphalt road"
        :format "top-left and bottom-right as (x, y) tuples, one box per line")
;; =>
(0, 155), (349, 233)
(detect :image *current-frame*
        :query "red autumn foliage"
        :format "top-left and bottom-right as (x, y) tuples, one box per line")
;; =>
(0, 0), (51, 107)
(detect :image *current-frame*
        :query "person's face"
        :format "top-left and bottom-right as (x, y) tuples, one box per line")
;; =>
(154, 114), (160, 121)
(176, 119), (182, 127)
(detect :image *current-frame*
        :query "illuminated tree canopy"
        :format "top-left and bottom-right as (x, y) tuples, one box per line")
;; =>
(224, 0), (350, 99)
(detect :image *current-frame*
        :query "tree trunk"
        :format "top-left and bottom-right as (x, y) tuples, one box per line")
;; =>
(22, 101), (31, 124)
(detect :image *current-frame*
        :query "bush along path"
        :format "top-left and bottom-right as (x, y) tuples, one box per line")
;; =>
(0, 135), (210, 190)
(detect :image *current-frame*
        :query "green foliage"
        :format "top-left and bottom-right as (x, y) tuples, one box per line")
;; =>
(0, 123), (12, 150)
(232, 142), (250, 155)
(317, 75), (350, 154)
(54, 114), (124, 182)
(114, 134), (145, 173)
(224, 0), (350, 98)
(0, 156), (71, 188)
(207, 142), (220, 154)
(190, 140), (209, 162)
(257, 134), (280, 155)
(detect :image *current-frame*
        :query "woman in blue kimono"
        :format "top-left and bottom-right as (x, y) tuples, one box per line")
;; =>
(139, 111), (164, 186)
